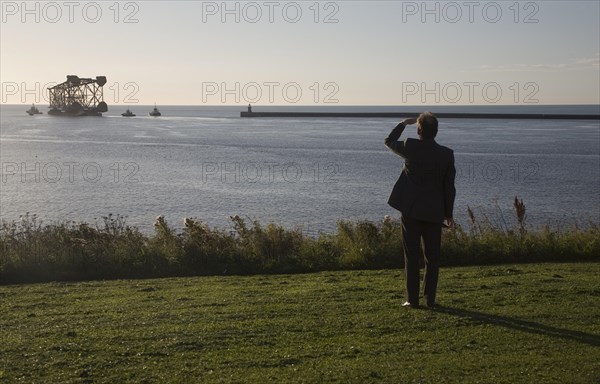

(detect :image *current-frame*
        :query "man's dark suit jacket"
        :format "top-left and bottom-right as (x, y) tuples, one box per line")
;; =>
(385, 123), (456, 224)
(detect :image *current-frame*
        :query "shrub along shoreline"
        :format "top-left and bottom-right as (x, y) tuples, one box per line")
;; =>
(1, 199), (599, 284)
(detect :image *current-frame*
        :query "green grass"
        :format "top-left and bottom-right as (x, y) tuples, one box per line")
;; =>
(1, 263), (599, 383)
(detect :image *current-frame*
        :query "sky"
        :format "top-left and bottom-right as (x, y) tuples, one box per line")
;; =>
(1, 0), (599, 106)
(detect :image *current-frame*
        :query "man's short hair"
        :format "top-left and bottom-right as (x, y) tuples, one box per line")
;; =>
(417, 112), (438, 139)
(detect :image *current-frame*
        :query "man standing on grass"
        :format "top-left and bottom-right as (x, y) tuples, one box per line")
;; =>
(385, 112), (456, 308)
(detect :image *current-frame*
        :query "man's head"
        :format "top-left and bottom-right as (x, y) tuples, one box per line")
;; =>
(417, 112), (438, 140)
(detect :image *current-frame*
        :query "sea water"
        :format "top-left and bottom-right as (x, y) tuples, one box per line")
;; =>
(1, 104), (598, 233)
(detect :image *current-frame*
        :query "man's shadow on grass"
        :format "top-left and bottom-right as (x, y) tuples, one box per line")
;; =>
(433, 306), (600, 347)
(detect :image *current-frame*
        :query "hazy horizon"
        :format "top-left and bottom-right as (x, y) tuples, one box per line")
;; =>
(5, 103), (600, 108)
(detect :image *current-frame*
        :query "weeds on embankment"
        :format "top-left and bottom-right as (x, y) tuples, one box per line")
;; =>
(1, 198), (598, 284)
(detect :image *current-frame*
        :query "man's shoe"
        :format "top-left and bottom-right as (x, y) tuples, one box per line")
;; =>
(402, 301), (418, 308)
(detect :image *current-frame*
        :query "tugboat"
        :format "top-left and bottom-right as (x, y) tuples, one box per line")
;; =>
(149, 104), (162, 117)
(26, 104), (43, 115)
(121, 108), (136, 117)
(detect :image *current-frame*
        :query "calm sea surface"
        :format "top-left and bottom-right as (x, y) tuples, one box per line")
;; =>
(1, 104), (599, 233)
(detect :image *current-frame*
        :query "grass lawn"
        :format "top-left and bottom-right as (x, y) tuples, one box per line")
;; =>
(1, 263), (599, 383)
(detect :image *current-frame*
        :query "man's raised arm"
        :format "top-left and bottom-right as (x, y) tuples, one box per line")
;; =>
(385, 118), (417, 156)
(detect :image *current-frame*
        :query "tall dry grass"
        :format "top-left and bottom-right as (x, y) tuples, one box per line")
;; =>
(1, 199), (598, 284)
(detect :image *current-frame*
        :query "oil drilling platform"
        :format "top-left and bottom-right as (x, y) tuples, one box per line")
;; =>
(48, 75), (108, 116)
